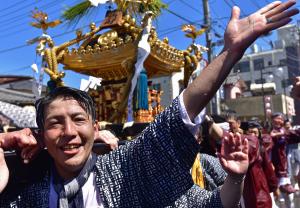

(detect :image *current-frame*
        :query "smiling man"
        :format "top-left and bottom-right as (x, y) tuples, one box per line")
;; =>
(0, 1), (299, 208)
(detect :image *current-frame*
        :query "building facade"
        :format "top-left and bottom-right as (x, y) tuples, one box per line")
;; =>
(225, 24), (300, 123)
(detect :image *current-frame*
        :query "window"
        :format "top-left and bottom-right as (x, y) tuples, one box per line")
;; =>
(244, 81), (251, 90)
(233, 61), (250, 73)
(253, 59), (264, 71)
(281, 79), (290, 88)
(279, 59), (287, 66)
(268, 61), (272, 66)
(255, 79), (266, 84)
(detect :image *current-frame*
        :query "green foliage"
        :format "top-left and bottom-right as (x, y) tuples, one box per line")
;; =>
(62, 0), (168, 24)
(62, 1), (94, 23)
(139, 0), (168, 17)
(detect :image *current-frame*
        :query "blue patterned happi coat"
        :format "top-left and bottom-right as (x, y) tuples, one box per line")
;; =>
(0, 98), (223, 208)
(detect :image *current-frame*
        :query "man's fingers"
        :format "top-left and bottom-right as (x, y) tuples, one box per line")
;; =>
(17, 134), (37, 148)
(21, 145), (41, 164)
(264, 0), (296, 18)
(266, 8), (299, 23)
(265, 17), (292, 32)
(242, 138), (249, 154)
(230, 6), (241, 21)
(258, 1), (282, 15)
(217, 153), (228, 169)
(235, 134), (242, 151)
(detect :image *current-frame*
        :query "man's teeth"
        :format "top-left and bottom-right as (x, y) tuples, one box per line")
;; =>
(62, 145), (80, 150)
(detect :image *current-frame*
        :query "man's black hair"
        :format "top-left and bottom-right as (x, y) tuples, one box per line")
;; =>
(35, 86), (96, 130)
(224, 110), (239, 121)
(271, 112), (284, 119)
(240, 120), (262, 131)
(210, 114), (227, 123)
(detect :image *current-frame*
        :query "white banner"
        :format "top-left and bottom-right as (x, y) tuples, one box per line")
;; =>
(89, 0), (114, 6)
(80, 76), (102, 92)
(126, 13), (152, 121)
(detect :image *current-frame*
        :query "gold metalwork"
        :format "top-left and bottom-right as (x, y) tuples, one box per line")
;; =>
(30, 9), (61, 34)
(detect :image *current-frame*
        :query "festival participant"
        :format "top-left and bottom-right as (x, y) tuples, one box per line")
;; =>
(225, 111), (243, 134)
(242, 121), (278, 208)
(0, 87), (247, 207)
(284, 120), (300, 188)
(270, 113), (300, 194)
(191, 119), (227, 191)
(0, 1), (298, 207)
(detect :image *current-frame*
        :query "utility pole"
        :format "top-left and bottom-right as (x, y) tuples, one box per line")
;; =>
(203, 0), (220, 114)
(202, 0), (212, 63)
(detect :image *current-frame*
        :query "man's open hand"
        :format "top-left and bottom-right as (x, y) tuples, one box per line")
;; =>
(224, 0), (298, 54)
(218, 133), (249, 177)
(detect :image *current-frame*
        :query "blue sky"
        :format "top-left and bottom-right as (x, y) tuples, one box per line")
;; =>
(0, 0), (299, 88)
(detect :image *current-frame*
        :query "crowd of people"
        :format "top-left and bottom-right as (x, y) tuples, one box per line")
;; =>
(196, 109), (300, 208)
(0, 0), (300, 207)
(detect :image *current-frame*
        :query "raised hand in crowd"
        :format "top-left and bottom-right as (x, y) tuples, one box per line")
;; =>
(218, 133), (249, 177)
(183, 1), (298, 207)
(218, 133), (249, 208)
(183, 0), (298, 121)
(223, 1), (298, 54)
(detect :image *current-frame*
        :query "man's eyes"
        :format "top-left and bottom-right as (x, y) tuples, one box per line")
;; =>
(74, 116), (87, 122)
(47, 121), (61, 128)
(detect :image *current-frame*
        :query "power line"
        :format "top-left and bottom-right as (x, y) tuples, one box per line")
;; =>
(0, 13), (63, 37)
(0, 0), (77, 34)
(0, 1), (38, 20)
(178, 0), (202, 15)
(0, 44), (28, 54)
(0, 0), (29, 13)
(0, 6), (61, 33)
(248, 0), (261, 10)
(0, 0), (63, 26)
(223, 0), (233, 10)
(166, 0), (178, 5)
(0, 18), (104, 55)
(163, 8), (194, 24)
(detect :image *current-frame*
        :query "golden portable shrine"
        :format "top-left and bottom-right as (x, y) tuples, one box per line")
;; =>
(29, 0), (208, 124)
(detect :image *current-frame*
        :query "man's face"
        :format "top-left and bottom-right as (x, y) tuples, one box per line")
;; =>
(227, 118), (239, 132)
(272, 116), (284, 128)
(43, 97), (97, 179)
(284, 122), (292, 130)
(246, 127), (259, 137)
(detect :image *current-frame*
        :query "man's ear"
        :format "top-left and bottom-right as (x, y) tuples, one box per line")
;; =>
(93, 121), (99, 140)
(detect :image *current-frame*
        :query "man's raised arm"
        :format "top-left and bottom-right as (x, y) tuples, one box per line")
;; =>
(182, 1), (298, 207)
(183, 0), (298, 121)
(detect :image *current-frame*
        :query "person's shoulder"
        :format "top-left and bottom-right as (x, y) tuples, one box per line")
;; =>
(200, 153), (219, 164)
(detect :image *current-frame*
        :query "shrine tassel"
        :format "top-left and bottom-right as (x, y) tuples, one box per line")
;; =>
(134, 69), (149, 111)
